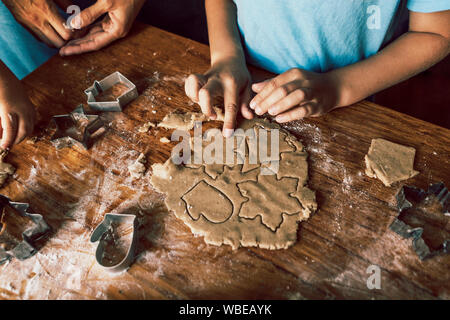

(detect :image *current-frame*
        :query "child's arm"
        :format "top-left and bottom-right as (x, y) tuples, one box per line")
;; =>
(185, 0), (253, 137)
(0, 60), (36, 149)
(250, 10), (450, 123)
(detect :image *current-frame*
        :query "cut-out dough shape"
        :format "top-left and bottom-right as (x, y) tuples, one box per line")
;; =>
(237, 175), (300, 231)
(150, 118), (317, 250)
(182, 181), (233, 223)
(365, 138), (419, 187)
(276, 152), (308, 183)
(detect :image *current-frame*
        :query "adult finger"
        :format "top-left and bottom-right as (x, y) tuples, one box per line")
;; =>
(268, 87), (310, 116)
(275, 104), (314, 123)
(48, 1), (73, 40)
(198, 78), (223, 120)
(249, 69), (303, 110)
(222, 83), (239, 137)
(30, 27), (56, 47)
(185, 74), (207, 103)
(30, 24), (63, 48)
(71, 1), (107, 29)
(59, 25), (115, 55)
(59, 25), (102, 55)
(41, 22), (66, 48)
(240, 86), (253, 120)
(1, 113), (18, 150)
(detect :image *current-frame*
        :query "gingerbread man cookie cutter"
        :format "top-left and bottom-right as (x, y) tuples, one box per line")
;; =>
(85, 72), (138, 112)
(90, 213), (138, 272)
(0, 195), (51, 264)
(390, 182), (449, 260)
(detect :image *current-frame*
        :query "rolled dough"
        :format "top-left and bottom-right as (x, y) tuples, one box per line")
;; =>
(150, 118), (317, 250)
(365, 138), (419, 187)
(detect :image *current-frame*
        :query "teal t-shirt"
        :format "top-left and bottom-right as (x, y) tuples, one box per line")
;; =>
(234, 0), (450, 74)
(0, 1), (57, 80)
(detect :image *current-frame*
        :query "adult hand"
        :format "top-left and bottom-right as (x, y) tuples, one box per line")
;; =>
(185, 56), (254, 137)
(59, 0), (146, 56)
(250, 68), (343, 123)
(3, 0), (74, 48)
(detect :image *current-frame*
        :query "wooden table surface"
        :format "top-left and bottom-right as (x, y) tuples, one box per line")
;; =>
(0, 23), (449, 300)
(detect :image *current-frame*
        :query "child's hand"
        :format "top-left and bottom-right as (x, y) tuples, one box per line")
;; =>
(185, 56), (254, 137)
(250, 68), (342, 123)
(0, 89), (36, 150)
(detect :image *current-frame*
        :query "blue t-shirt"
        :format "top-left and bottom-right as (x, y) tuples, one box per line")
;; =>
(0, 1), (57, 80)
(234, 0), (450, 74)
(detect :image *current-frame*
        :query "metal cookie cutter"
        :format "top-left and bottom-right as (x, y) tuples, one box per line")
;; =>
(85, 71), (138, 112)
(390, 182), (449, 260)
(0, 195), (51, 264)
(90, 213), (138, 272)
(51, 105), (104, 150)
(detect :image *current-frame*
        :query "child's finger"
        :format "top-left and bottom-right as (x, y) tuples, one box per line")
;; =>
(222, 85), (239, 137)
(254, 84), (291, 115)
(198, 78), (223, 119)
(0, 113), (17, 150)
(249, 71), (298, 110)
(268, 88), (309, 116)
(255, 80), (308, 115)
(185, 74), (207, 103)
(275, 104), (314, 123)
(251, 79), (271, 93)
(240, 88), (254, 120)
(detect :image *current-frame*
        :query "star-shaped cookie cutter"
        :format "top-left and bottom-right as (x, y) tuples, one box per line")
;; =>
(0, 194), (51, 264)
(90, 213), (138, 273)
(84, 71), (138, 112)
(390, 182), (449, 260)
(50, 105), (104, 150)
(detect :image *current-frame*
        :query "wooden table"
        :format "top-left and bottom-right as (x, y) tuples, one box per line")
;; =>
(0, 23), (449, 300)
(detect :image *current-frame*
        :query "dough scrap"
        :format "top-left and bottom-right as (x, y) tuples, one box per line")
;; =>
(150, 118), (317, 250)
(160, 137), (171, 144)
(137, 121), (156, 133)
(365, 138), (419, 187)
(157, 107), (224, 131)
(128, 153), (146, 179)
(0, 149), (15, 187)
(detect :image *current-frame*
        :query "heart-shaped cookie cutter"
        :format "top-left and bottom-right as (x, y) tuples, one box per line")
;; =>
(90, 213), (138, 272)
